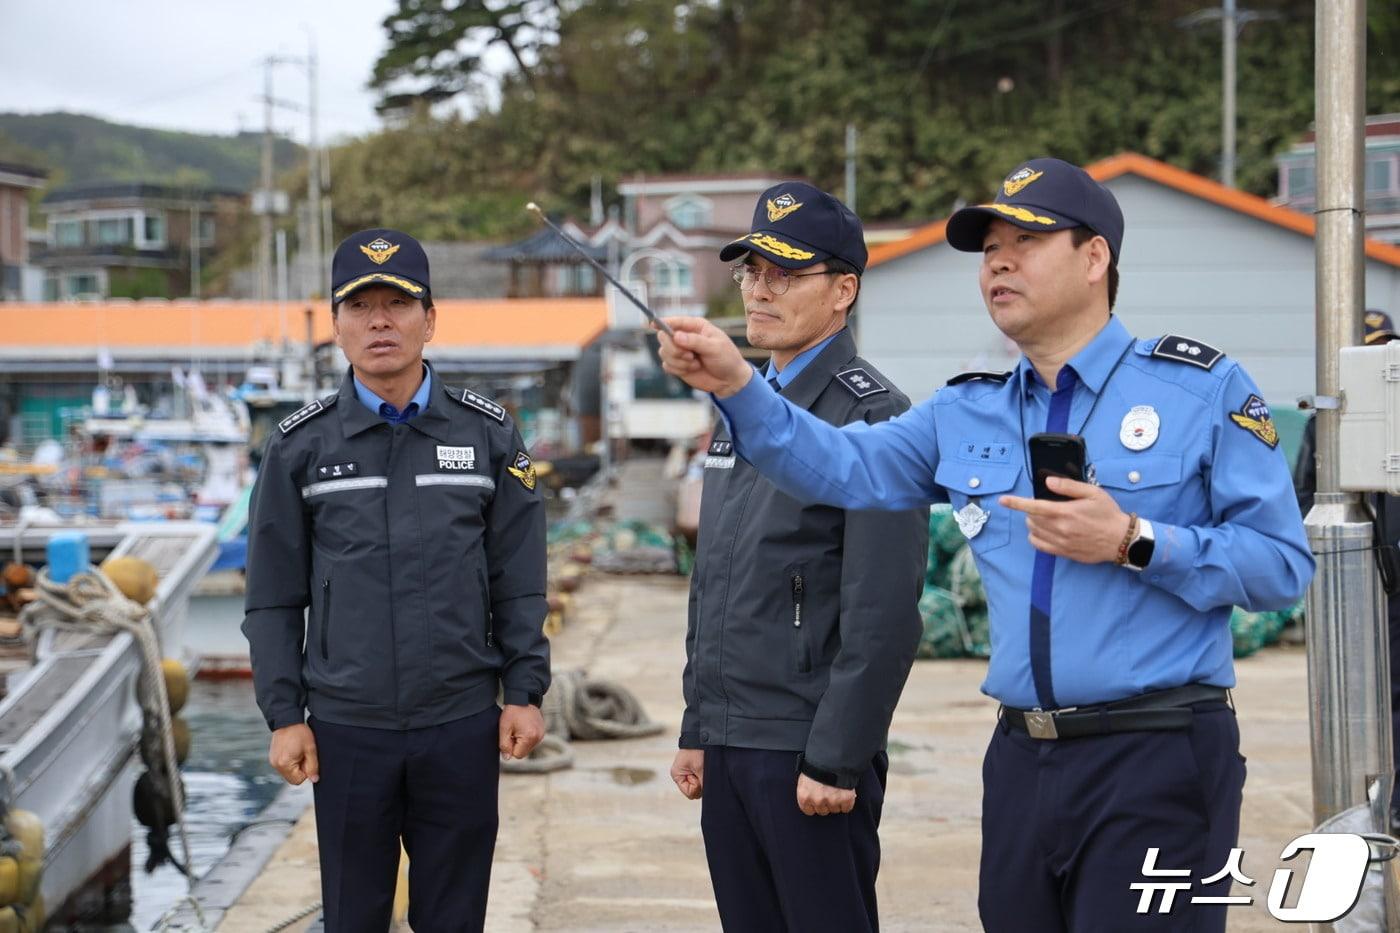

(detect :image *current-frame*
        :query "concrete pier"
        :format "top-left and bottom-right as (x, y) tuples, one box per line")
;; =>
(204, 568), (1314, 932)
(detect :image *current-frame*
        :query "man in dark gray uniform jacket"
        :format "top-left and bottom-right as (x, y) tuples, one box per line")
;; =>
(242, 228), (548, 933)
(669, 183), (928, 933)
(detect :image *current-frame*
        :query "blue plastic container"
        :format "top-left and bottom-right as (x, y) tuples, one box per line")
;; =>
(47, 531), (90, 584)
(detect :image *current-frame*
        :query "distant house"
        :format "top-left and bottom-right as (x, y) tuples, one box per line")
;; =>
(1276, 113), (1400, 244)
(0, 162), (46, 301)
(859, 152), (1400, 410)
(484, 174), (791, 318)
(615, 172), (788, 319)
(482, 221), (619, 299)
(36, 183), (244, 300)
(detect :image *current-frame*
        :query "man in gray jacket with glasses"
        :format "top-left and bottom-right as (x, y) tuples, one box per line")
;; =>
(669, 182), (928, 933)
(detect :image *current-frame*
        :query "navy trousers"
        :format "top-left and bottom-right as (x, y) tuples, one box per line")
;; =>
(978, 704), (1246, 933)
(700, 745), (887, 933)
(309, 706), (501, 933)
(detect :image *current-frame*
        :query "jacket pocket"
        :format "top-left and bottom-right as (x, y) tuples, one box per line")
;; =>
(1093, 453), (1185, 518)
(319, 577), (332, 660)
(790, 570), (811, 674)
(934, 460), (1023, 553)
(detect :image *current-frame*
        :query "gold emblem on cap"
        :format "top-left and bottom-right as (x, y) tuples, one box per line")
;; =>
(360, 237), (400, 265)
(744, 233), (815, 261)
(981, 203), (1057, 226)
(766, 193), (803, 223)
(1367, 311), (1385, 328)
(1002, 167), (1044, 197)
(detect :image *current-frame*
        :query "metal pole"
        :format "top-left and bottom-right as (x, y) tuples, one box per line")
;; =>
(1221, 0), (1237, 188)
(845, 123), (857, 212)
(1306, 0), (1385, 830)
(260, 57), (275, 303)
(304, 306), (316, 398)
(189, 204), (201, 300)
(276, 228), (289, 346)
(306, 31), (322, 300)
(321, 146), (334, 289)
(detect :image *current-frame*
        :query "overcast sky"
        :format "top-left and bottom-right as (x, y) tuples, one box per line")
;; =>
(2, 1), (405, 142)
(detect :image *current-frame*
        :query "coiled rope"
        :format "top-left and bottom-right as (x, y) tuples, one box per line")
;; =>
(502, 670), (663, 775)
(19, 565), (192, 877)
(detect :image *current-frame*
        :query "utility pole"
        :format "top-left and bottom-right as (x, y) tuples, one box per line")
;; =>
(1307, 0), (1384, 842)
(844, 123), (857, 212)
(1177, 2), (1280, 188)
(259, 57), (275, 302)
(276, 228), (289, 345)
(255, 54), (304, 300)
(305, 29), (323, 300)
(189, 203), (201, 299)
(321, 142), (334, 287)
(1221, 0), (1237, 188)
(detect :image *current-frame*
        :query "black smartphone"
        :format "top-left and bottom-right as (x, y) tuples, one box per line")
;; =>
(1029, 433), (1087, 501)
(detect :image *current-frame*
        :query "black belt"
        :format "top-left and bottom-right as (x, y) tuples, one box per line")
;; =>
(1000, 684), (1229, 740)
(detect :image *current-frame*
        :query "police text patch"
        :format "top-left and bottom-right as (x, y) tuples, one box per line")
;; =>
(835, 368), (887, 399)
(436, 445), (476, 471)
(1229, 394), (1278, 448)
(316, 461), (360, 479)
(1151, 335), (1223, 370)
(508, 451), (537, 490)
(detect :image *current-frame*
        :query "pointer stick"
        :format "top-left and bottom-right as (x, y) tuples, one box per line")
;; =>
(525, 203), (675, 337)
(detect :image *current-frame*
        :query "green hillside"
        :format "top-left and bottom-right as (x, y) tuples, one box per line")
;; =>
(0, 111), (303, 191)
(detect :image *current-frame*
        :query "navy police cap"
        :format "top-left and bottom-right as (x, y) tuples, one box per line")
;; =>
(331, 228), (431, 305)
(945, 158), (1125, 262)
(1366, 309), (1397, 345)
(719, 182), (868, 274)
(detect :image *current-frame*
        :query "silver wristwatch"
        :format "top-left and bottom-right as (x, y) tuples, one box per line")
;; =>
(1124, 518), (1156, 572)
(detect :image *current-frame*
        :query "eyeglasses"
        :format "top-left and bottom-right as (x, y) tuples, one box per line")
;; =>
(732, 265), (839, 296)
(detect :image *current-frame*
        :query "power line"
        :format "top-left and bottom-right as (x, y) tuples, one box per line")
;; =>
(117, 59), (263, 112)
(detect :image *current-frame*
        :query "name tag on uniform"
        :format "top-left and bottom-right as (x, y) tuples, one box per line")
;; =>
(705, 438), (736, 470)
(317, 461), (359, 479)
(705, 434), (739, 465)
(437, 445), (476, 470)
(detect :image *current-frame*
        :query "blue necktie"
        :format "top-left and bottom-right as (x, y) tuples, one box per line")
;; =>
(379, 401), (418, 424)
(1028, 367), (1078, 709)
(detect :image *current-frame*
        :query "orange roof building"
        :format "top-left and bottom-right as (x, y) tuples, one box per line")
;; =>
(856, 152), (1400, 406)
(0, 297), (607, 370)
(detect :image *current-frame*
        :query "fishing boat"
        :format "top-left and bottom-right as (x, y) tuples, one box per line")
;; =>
(0, 518), (217, 926)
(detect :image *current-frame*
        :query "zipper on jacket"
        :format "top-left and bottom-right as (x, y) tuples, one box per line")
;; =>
(320, 578), (332, 660)
(479, 565), (495, 647)
(791, 573), (811, 673)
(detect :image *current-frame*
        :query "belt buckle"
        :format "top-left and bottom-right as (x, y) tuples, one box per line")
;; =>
(1025, 709), (1058, 740)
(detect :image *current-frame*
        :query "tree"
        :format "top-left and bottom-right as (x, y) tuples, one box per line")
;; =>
(353, 0), (1400, 236)
(372, 0), (563, 111)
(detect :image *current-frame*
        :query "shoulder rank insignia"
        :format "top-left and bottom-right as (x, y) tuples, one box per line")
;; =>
(945, 371), (1012, 387)
(1151, 334), (1224, 370)
(508, 451), (537, 490)
(835, 368), (888, 399)
(449, 387), (506, 423)
(278, 395), (336, 435)
(1229, 394), (1279, 448)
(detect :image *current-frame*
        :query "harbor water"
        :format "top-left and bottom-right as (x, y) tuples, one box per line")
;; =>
(130, 596), (281, 930)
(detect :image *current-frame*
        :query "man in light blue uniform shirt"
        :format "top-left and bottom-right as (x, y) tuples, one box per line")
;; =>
(655, 158), (1314, 932)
